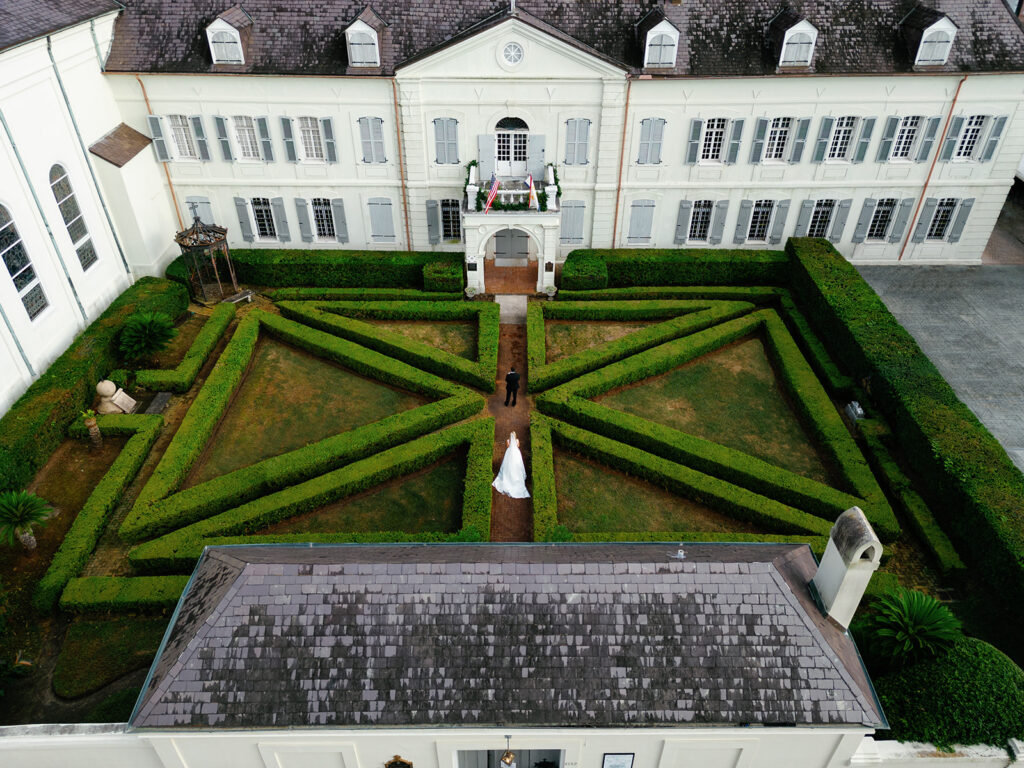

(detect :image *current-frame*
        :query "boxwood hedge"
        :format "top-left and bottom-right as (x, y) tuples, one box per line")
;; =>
(268, 287), (461, 302)
(560, 248), (788, 289)
(136, 303), (235, 393)
(60, 575), (190, 613)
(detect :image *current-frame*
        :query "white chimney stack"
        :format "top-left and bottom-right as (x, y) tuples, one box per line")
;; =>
(811, 507), (882, 629)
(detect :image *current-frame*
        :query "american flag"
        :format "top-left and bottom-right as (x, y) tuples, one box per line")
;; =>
(484, 172), (499, 214)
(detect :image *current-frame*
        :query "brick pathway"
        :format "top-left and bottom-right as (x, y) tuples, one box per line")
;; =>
(483, 260), (538, 295)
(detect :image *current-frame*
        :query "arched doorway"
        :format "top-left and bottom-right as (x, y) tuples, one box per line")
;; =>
(495, 116), (529, 178)
(485, 226), (536, 294)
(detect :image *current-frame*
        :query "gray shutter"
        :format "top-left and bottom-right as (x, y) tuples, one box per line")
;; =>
(674, 200), (692, 244)
(576, 119), (590, 165)
(280, 117), (297, 162)
(916, 116), (941, 163)
(638, 119), (653, 164)
(270, 197), (290, 242)
(627, 200), (654, 243)
(938, 116), (964, 162)
(811, 116), (834, 163)
(793, 199), (815, 237)
(147, 115), (170, 161)
(426, 200), (440, 245)
(321, 118), (338, 163)
(789, 118), (811, 163)
(446, 118), (459, 164)
(725, 119), (744, 165)
(564, 119), (578, 165)
(947, 198), (974, 243)
(369, 198), (395, 239)
(560, 200), (584, 243)
(477, 134), (495, 180)
(768, 200), (790, 244)
(708, 200), (729, 245)
(213, 117), (233, 161)
(750, 118), (768, 164)
(911, 198), (938, 243)
(733, 199), (753, 244)
(294, 198), (313, 242)
(980, 116), (1008, 162)
(185, 195), (213, 224)
(331, 198), (348, 243)
(255, 117), (274, 161)
(359, 118), (373, 163)
(685, 118), (702, 165)
(851, 199), (877, 243)
(369, 118), (386, 162)
(189, 116), (211, 161)
(888, 198), (915, 243)
(829, 199), (852, 243)
(527, 134), (546, 180)
(877, 116), (899, 162)
(434, 119), (447, 164)
(649, 119), (664, 164)
(852, 117), (875, 163)
(233, 197), (254, 242)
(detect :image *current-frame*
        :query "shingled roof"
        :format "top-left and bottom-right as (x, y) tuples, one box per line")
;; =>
(0, 0), (121, 54)
(102, 0), (1024, 76)
(130, 543), (885, 729)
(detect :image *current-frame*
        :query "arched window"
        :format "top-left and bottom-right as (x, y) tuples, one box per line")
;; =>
(0, 204), (49, 320)
(348, 31), (379, 66)
(210, 30), (243, 64)
(646, 34), (677, 67)
(917, 31), (953, 65)
(782, 32), (814, 65)
(495, 117), (529, 131)
(49, 165), (97, 272)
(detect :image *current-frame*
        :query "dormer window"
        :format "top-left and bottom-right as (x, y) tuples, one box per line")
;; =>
(641, 18), (679, 69)
(779, 20), (817, 68)
(205, 8), (251, 66)
(915, 18), (957, 65)
(346, 20), (380, 67)
(211, 31), (242, 63)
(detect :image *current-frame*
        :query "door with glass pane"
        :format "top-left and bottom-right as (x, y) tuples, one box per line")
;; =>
(495, 132), (528, 177)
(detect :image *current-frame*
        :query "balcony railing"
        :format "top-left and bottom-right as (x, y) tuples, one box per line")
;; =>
(464, 163), (559, 214)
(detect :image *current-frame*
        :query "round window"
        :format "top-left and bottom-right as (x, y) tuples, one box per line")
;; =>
(502, 42), (524, 65)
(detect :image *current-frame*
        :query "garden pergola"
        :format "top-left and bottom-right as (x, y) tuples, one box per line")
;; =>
(173, 214), (238, 304)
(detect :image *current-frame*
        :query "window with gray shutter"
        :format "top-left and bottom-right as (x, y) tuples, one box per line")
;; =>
(876, 116), (899, 162)
(708, 200), (729, 245)
(270, 197), (290, 242)
(688, 200), (714, 241)
(980, 116), (1008, 162)
(441, 199), (461, 240)
(213, 117), (233, 161)
(565, 118), (590, 165)
(867, 198), (898, 241)
(560, 200), (585, 244)
(639, 118), (665, 164)
(434, 118), (459, 164)
(190, 116), (211, 161)
(852, 117), (875, 163)
(811, 117), (834, 163)
(789, 118), (811, 163)
(793, 200), (815, 238)
(359, 117), (386, 163)
(725, 119), (744, 165)
(626, 199), (655, 244)
(280, 117), (297, 162)
(888, 198), (915, 243)
(750, 118), (769, 164)
(674, 200), (692, 244)
(369, 197), (395, 241)
(947, 198), (974, 242)
(851, 199), (877, 243)
(185, 195), (214, 225)
(321, 118), (338, 163)
(768, 200), (790, 244)
(147, 115), (170, 162)
(477, 135), (495, 180)
(807, 200), (835, 239)
(294, 198), (314, 242)
(829, 199), (852, 243)
(426, 200), (441, 245)
(938, 116), (965, 162)
(916, 116), (941, 163)
(331, 199), (348, 243)
(255, 117), (274, 161)
(734, 199), (753, 244)
(312, 198), (336, 240)
(911, 197), (938, 242)
(527, 134), (546, 180)
(685, 118), (702, 165)
(234, 197), (255, 241)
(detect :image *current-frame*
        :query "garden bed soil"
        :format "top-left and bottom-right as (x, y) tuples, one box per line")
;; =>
(366, 319), (477, 360)
(148, 312), (207, 370)
(544, 320), (653, 364)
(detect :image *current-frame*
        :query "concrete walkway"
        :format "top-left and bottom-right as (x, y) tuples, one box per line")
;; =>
(858, 264), (1024, 472)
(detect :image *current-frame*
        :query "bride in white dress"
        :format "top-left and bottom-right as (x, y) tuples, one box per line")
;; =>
(492, 431), (530, 498)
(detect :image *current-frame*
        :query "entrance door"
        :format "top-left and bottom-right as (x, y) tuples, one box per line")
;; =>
(495, 132), (528, 177)
(494, 229), (529, 261)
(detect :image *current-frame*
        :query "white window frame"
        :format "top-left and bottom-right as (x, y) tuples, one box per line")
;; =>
(0, 204), (49, 321)
(644, 20), (679, 68)
(954, 115), (988, 161)
(926, 197), (959, 240)
(167, 114), (199, 160)
(250, 196), (277, 240)
(440, 199), (461, 241)
(232, 116), (261, 161)
(206, 19), (244, 65)
(688, 200), (714, 242)
(345, 20), (380, 67)
(866, 198), (898, 241)
(49, 164), (97, 273)
(296, 116), (326, 162)
(700, 118), (729, 162)
(311, 197), (336, 240)
(890, 115), (923, 160)
(779, 20), (817, 67)
(827, 116), (859, 161)
(807, 199), (836, 239)
(915, 18), (957, 66)
(764, 117), (793, 161)
(747, 200), (775, 242)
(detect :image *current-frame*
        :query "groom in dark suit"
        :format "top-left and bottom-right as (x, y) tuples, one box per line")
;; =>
(504, 366), (521, 407)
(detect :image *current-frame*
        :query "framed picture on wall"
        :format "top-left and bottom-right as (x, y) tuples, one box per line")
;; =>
(602, 754), (634, 768)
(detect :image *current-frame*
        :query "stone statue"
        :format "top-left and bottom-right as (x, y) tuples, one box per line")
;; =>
(96, 380), (137, 415)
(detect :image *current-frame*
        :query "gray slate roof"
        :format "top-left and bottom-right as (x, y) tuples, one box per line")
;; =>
(130, 543), (885, 730)
(101, 0), (1024, 76)
(0, 0), (121, 54)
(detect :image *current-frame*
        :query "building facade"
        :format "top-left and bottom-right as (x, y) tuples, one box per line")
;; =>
(2, 0), (1024, 409)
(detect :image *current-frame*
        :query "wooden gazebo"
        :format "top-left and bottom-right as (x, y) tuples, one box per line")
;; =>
(173, 215), (238, 304)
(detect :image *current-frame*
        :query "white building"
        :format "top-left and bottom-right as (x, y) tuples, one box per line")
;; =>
(2, 0), (1024, 407)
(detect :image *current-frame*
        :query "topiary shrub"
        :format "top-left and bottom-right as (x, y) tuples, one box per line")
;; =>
(423, 259), (464, 292)
(858, 588), (961, 669)
(561, 251), (608, 290)
(118, 311), (176, 365)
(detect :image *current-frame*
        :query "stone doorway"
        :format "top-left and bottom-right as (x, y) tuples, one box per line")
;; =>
(493, 228), (530, 266)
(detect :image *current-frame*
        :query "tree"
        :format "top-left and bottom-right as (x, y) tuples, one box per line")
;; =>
(861, 587), (962, 667)
(118, 311), (176, 365)
(0, 491), (54, 550)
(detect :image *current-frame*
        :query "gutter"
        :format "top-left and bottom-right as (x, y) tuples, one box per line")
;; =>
(0, 106), (88, 326)
(611, 78), (632, 247)
(391, 78), (413, 251)
(135, 74), (184, 229)
(47, 35), (133, 279)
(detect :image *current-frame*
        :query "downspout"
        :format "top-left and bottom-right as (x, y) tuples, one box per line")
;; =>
(899, 73), (968, 261)
(611, 78), (632, 248)
(136, 74), (184, 229)
(47, 35), (133, 279)
(89, 20), (105, 70)
(0, 295), (36, 378)
(391, 78), (413, 251)
(0, 106), (88, 325)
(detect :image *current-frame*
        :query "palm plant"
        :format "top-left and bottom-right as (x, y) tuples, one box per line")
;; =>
(0, 491), (53, 551)
(118, 311), (176, 365)
(862, 587), (962, 666)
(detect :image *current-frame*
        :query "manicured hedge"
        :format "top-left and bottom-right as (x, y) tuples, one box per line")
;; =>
(557, 286), (784, 303)
(60, 575), (191, 613)
(0, 278), (187, 492)
(423, 258), (465, 292)
(561, 249), (788, 289)
(787, 237), (1024, 609)
(128, 419), (494, 573)
(560, 251), (608, 290)
(136, 303), (235, 393)
(34, 415), (163, 611)
(268, 287), (461, 301)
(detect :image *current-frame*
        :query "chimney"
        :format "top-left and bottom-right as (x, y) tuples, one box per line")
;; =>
(811, 507), (882, 629)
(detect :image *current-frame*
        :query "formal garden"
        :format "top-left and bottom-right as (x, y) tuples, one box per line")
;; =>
(0, 242), (1021, 747)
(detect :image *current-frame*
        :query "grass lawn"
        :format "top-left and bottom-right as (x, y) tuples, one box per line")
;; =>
(595, 334), (837, 486)
(263, 450), (467, 535)
(185, 338), (428, 486)
(553, 449), (763, 533)
(366, 319), (477, 359)
(52, 617), (169, 699)
(545, 320), (653, 363)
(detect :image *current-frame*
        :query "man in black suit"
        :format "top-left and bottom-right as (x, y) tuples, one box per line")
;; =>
(504, 366), (521, 407)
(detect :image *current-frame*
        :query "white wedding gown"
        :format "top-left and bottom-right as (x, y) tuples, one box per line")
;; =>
(492, 434), (530, 498)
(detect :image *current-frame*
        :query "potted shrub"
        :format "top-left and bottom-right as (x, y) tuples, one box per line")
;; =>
(82, 409), (101, 449)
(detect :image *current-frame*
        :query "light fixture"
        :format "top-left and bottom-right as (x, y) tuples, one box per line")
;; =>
(500, 735), (516, 767)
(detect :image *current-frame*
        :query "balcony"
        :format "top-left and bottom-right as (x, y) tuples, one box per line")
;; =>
(464, 163), (560, 214)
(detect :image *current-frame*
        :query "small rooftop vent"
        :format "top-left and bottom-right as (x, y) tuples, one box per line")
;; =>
(811, 507), (882, 629)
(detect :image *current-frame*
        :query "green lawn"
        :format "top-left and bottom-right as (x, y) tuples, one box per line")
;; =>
(367, 319), (477, 359)
(545, 320), (653, 363)
(595, 335), (836, 486)
(554, 450), (763, 533)
(186, 338), (428, 486)
(264, 450), (466, 535)
(52, 617), (169, 699)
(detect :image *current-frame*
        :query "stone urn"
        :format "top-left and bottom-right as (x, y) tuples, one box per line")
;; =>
(96, 380), (120, 415)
